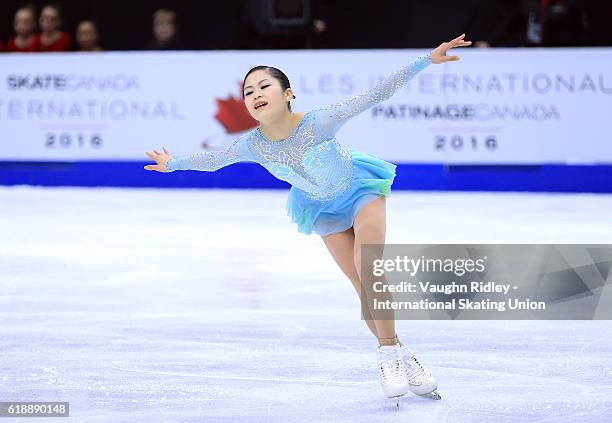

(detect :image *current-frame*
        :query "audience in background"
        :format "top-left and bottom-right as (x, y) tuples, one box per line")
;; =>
(0, 1), (606, 53)
(540, 0), (587, 46)
(76, 20), (102, 51)
(240, 0), (330, 49)
(6, 5), (40, 52)
(36, 3), (71, 51)
(145, 9), (182, 50)
(469, 1), (527, 48)
(471, 0), (587, 48)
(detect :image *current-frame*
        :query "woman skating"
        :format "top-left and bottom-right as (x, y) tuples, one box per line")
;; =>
(145, 33), (471, 406)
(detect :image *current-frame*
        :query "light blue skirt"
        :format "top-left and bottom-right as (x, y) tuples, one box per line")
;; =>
(286, 147), (397, 236)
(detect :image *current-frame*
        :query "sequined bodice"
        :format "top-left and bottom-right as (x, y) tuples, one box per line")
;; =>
(166, 52), (433, 202)
(246, 113), (354, 201)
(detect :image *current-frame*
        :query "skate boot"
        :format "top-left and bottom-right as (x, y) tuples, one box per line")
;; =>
(399, 345), (441, 400)
(377, 344), (409, 407)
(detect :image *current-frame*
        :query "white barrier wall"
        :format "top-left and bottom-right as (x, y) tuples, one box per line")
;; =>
(0, 48), (611, 164)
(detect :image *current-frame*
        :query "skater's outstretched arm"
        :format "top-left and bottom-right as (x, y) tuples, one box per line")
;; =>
(314, 33), (472, 138)
(144, 134), (253, 173)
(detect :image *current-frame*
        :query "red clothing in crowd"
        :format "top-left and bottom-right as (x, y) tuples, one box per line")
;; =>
(6, 36), (41, 52)
(36, 32), (71, 52)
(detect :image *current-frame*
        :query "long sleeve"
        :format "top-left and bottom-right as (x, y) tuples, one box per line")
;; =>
(313, 52), (433, 138)
(166, 133), (253, 172)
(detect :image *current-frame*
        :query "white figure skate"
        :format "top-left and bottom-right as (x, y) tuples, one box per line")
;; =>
(399, 345), (441, 400)
(377, 344), (409, 407)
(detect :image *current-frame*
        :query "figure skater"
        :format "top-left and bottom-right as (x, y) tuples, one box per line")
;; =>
(145, 33), (471, 406)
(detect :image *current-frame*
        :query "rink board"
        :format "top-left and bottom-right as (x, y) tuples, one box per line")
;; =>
(0, 161), (611, 192)
(1, 48), (611, 191)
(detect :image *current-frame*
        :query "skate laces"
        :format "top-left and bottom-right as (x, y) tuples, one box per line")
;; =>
(377, 345), (406, 384)
(401, 347), (429, 383)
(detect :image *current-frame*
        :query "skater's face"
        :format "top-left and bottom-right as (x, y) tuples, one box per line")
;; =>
(243, 70), (293, 122)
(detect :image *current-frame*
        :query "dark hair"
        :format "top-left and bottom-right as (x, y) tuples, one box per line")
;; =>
(242, 66), (296, 112)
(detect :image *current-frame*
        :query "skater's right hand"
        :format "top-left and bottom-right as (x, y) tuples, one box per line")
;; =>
(144, 147), (172, 172)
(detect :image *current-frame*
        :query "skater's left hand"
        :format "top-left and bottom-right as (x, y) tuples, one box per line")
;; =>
(431, 33), (472, 64)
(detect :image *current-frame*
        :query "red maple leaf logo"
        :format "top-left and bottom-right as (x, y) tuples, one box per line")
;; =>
(213, 82), (258, 134)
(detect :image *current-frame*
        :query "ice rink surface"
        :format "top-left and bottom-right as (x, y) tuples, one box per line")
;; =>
(1, 186), (611, 422)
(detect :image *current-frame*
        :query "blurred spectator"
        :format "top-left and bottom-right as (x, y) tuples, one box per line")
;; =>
(145, 9), (183, 50)
(468, 0), (528, 48)
(309, 1), (332, 48)
(581, 0), (612, 46)
(36, 3), (71, 51)
(540, 0), (587, 46)
(6, 5), (40, 52)
(76, 20), (102, 51)
(240, 0), (331, 49)
(469, 0), (586, 48)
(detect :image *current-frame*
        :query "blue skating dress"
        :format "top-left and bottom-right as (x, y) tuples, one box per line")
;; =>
(166, 52), (433, 236)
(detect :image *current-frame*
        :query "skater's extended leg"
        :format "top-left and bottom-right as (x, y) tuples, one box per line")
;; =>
(322, 198), (413, 403)
(321, 227), (380, 338)
(353, 196), (397, 340)
(352, 196), (415, 403)
(339, 195), (439, 402)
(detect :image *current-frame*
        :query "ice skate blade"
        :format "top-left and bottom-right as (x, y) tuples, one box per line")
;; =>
(418, 390), (442, 400)
(391, 395), (402, 408)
